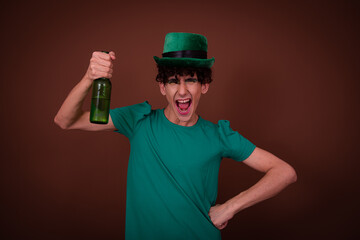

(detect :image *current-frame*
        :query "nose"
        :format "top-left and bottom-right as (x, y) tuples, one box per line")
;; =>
(178, 80), (188, 96)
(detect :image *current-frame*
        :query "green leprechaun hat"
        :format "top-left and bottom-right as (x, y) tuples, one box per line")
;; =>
(153, 32), (215, 68)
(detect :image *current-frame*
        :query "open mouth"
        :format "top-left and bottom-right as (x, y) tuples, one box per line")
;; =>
(175, 98), (192, 115)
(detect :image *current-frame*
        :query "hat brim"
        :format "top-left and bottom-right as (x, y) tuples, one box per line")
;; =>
(153, 56), (215, 68)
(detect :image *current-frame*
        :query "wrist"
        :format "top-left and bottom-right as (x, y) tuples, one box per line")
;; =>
(224, 199), (237, 217)
(81, 74), (94, 88)
(225, 192), (246, 215)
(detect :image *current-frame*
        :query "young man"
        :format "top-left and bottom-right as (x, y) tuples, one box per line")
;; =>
(55, 32), (297, 240)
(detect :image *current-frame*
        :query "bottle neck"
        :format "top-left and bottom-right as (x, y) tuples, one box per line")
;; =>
(94, 78), (111, 83)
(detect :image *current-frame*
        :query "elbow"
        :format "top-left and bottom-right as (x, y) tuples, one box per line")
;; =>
(275, 162), (297, 185)
(54, 115), (70, 130)
(286, 165), (297, 184)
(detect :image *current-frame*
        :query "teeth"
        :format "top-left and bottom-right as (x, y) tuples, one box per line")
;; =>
(177, 99), (190, 103)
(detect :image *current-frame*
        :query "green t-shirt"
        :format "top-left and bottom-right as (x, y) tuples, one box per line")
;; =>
(110, 101), (256, 240)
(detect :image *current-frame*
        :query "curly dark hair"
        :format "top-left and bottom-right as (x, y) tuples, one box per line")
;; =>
(155, 65), (213, 84)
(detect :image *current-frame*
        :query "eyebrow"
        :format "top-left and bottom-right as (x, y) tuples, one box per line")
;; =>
(168, 75), (178, 80)
(167, 76), (197, 83)
(167, 78), (179, 84)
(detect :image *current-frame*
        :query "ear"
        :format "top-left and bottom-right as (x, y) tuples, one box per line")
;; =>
(201, 83), (209, 94)
(159, 82), (166, 96)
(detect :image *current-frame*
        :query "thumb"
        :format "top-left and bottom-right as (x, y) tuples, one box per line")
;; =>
(109, 51), (116, 60)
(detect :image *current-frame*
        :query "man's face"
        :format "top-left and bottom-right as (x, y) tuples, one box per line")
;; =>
(159, 73), (209, 126)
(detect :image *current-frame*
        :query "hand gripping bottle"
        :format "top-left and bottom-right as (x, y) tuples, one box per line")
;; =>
(90, 51), (112, 124)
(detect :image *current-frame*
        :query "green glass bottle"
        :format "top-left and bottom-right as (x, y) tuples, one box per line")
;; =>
(90, 51), (112, 124)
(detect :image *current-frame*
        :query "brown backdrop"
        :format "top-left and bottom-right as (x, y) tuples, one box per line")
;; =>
(0, 0), (359, 239)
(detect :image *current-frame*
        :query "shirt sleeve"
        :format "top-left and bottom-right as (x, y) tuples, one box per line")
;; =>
(109, 101), (152, 139)
(218, 120), (256, 161)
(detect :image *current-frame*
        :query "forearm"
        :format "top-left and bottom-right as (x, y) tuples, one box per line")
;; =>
(54, 75), (92, 129)
(54, 51), (115, 130)
(226, 162), (297, 215)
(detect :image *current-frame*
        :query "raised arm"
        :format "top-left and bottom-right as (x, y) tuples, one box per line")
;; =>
(54, 51), (117, 131)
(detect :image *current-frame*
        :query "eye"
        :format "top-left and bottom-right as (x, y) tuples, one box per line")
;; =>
(168, 78), (179, 84)
(185, 78), (198, 83)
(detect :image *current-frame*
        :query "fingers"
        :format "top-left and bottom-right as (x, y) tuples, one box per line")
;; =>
(90, 57), (113, 68)
(89, 65), (113, 79)
(93, 51), (116, 61)
(209, 216), (229, 230)
(87, 51), (115, 80)
(208, 204), (230, 230)
(217, 221), (228, 230)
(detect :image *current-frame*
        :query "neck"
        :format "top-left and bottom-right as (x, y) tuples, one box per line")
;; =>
(164, 106), (199, 127)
